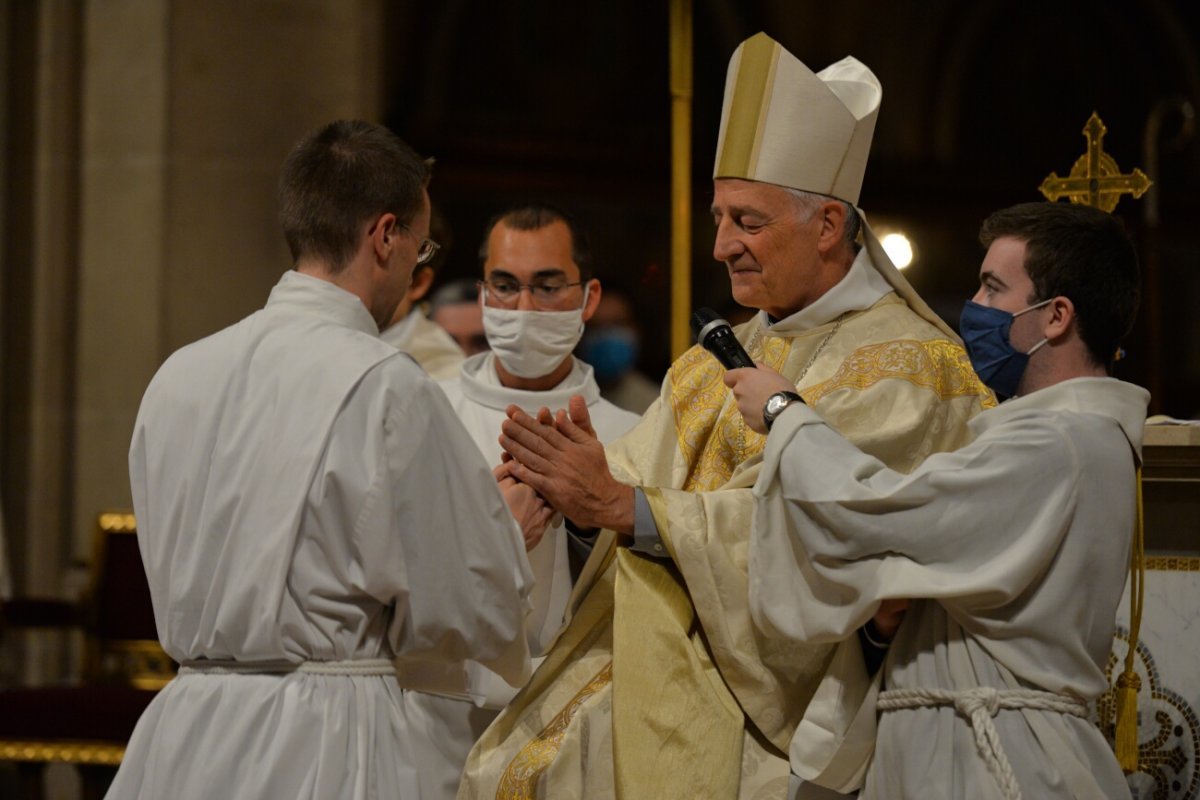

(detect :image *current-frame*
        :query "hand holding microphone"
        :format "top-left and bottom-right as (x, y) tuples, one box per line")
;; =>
(691, 307), (803, 434)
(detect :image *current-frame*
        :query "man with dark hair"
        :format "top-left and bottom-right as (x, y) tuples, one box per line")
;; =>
(402, 203), (639, 797)
(109, 120), (548, 800)
(476, 204), (593, 278)
(976, 201), (1140, 382)
(726, 201), (1147, 798)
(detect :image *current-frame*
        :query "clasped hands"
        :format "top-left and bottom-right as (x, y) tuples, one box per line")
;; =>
(496, 395), (635, 541)
(495, 465), (554, 553)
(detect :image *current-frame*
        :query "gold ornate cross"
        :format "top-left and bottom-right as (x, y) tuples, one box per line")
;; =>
(1039, 112), (1151, 212)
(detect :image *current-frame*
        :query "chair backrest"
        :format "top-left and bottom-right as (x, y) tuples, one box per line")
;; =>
(84, 511), (175, 689)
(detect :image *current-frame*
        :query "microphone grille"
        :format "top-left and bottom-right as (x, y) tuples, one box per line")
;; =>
(690, 307), (723, 340)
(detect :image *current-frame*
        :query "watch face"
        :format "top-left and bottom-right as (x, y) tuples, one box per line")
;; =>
(766, 393), (789, 417)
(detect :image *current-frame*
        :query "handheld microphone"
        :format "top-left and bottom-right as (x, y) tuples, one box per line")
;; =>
(691, 307), (755, 370)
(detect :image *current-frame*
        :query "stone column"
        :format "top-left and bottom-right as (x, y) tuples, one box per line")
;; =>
(71, 0), (384, 562)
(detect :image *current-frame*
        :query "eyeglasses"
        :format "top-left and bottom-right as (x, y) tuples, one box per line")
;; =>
(399, 224), (441, 266)
(478, 277), (583, 308)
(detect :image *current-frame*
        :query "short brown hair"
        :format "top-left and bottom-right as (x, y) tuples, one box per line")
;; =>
(478, 204), (593, 281)
(979, 202), (1140, 368)
(278, 120), (430, 272)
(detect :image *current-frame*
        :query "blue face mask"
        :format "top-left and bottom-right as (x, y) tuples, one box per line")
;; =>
(577, 326), (639, 383)
(959, 299), (1051, 399)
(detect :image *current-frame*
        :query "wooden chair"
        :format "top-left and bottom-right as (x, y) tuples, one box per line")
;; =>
(0, 511), (173, 800)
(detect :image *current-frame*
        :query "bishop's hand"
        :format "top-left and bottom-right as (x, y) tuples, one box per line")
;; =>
(723, 364), (798, 435)
(499, 399), (634, 534)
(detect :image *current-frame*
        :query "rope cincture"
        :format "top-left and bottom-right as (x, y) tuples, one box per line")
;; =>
(1114, 467), (1145, 773)
(179, 658), (396, 676)
(877, 686), (1089, 800)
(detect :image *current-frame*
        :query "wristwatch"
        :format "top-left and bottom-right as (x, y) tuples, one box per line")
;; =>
(762, 390), (805, 431)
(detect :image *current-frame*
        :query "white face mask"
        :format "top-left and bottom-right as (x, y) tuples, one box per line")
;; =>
(482, 287), (589, 378)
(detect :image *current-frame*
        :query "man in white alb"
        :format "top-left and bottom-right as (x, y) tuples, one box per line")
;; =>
(402, 205), (639, 798)
(107, 120), (550, 800)
(727, 201), (1147, 799)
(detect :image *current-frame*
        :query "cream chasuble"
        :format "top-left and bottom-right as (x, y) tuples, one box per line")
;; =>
(458, 249), (994, 799)
(381, 305), (465, 380)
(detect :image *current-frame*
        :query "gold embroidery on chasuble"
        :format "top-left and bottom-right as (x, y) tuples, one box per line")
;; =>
(669, 335), (792, 493)
(804, 339), (996, 408)
(496, 662), (615, 800)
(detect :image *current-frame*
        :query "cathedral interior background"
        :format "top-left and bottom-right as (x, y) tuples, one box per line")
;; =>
(1, 5), (1199, 794)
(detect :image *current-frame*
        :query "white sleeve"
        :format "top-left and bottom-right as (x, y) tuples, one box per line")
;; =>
(750, 404), (1078, 644)
(336, 364), (534, 686)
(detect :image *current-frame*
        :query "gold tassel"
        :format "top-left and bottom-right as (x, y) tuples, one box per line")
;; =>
(1114, 671), (1140, 770)
(1114, 467), (1145, 773)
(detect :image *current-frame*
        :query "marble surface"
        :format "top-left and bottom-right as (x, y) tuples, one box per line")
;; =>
(1095, 560), (1200, 799)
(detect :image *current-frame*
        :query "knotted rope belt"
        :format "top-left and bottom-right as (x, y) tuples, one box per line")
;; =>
(178, 658), (396, 676)
(877, 686), (1089, 800)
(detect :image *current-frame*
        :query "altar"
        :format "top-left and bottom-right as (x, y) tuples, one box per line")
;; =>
(1101, 424), (1200, 799)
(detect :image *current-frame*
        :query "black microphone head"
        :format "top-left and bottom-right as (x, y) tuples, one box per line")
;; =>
(690, 306), (755, 369)
(690, 307), (725, 342)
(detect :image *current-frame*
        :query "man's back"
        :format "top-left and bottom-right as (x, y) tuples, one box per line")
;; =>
(111, 272), (533, 800)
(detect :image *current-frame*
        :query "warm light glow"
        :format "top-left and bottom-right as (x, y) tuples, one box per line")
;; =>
(881, 232), (914, 269)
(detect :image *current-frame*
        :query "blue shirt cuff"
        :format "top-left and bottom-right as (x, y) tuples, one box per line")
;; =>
(629, 488), (670, 559)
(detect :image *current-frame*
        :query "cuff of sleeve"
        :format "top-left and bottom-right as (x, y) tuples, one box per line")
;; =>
(770, 399), (820, 433)
(629, 488), (670, 559)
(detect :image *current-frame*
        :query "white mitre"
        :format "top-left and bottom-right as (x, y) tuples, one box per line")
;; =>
(714, 33), (957, 340)
(714, 33), (879, 205)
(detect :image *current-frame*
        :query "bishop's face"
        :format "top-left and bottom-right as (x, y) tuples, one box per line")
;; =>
(710, 178), (824, 319)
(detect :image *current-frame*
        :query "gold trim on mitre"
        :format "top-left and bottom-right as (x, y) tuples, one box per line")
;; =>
(714, 33), (881, 205)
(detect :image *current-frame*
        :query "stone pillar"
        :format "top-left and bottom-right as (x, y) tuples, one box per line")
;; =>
(70, 0), (385, 562)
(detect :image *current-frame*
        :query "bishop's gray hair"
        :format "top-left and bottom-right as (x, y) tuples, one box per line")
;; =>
(784, 188), (861, 248)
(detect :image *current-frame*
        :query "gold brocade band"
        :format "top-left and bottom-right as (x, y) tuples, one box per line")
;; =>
(716, 35), (778, 178)
(804, 338), (995, 407)
(496, 662), (614, 799)
(669, 332), (792, 493)
(492, 544), (620, 798)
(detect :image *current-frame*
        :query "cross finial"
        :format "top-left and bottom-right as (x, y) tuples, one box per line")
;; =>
(1039, 112), (1151, 212)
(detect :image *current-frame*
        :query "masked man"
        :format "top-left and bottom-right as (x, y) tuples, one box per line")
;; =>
(730, 201), (1147, 799)
(401, 205), (640, 798)
(460, 35), (993, 799)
